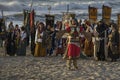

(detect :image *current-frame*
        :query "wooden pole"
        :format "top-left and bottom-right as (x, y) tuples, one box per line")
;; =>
(48, 6), (51, 14)
(67, 4), (69, 13)
(1, 10), (3, 18)
(30, 0), (33, 11)
(104, 30), (108, 60)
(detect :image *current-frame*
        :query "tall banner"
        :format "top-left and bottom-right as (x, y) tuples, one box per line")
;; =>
(23, 10), (28, 26)
(117, 14), (120, 54)
(117, 14), (120, 28)
(102, 5), (112, 25)
(45, 14), (54, 27)
(88, 6), (97, 22)
(30, 10), (35, 55)
(30, 10), (34, 30)
(23, 9), (35, 54)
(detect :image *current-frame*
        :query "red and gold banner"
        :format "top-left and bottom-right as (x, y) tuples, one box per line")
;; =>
(88, 6), (97, 21)
(30, 10), (35, 28)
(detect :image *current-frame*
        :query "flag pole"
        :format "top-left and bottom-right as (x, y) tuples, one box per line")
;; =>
(30, 0), (33, 12)
(67, 4), (69, 13)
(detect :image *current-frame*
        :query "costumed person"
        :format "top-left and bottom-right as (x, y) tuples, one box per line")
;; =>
(83, 21), (94, 57)
(79, 23), (85, 53)
(92, 22), (100, 60)
(55, 21), (65, 56)
(34, 22), (47, 57)
(96, 20), (108, 61)
(8, 21), (14, 32)
(18, 26), (27, 56)
(107, 24), (119, 62)
(5, 28), (16, 56)
(0, 19), (3, 47)
(46, 25), (54, 56)
(63, 26), (80, 70)
(51, 27), (56, 56)
(14, 24), (20, 55)
(0, 19), (6, 48)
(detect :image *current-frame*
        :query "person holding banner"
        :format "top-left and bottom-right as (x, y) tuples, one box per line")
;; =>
(96, 20), (108, 61)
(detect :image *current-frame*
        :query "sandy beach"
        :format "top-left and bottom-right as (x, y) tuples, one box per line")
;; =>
(0, 47), (120, 80)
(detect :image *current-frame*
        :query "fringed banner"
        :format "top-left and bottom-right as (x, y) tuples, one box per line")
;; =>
(30, 10), (35, 33)
(88, 6), (97, 22)
(102, 5), (112, 24)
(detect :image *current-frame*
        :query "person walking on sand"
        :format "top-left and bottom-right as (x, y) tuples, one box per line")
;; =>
(63, 26), (80, 70)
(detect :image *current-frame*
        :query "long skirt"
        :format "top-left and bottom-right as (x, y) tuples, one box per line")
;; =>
(6, 41), (16, 56)
(34, 42), (46, 57)
(108, 45), (119, 60)
(84, 39), (93, 56)
(67, 43), (80, 59)
(17, 41), (26, 56)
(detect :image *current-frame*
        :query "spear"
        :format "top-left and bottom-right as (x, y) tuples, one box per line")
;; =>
(48, 5), (51, 14)
(67, 4), (69, 13)
(30, 0), (33, 11)
(1, 10), (3, 18)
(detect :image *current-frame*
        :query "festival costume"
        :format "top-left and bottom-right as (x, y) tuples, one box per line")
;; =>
(6, 31), (16, 56)
(108, 30), (119, 61)
(96, 23), (107, 61)
(17, 31), (27, 56)
(34, 30), (46, 57)
(14, 29), (20, 55)
(45, 29), (53, 56)
(63, 28), (80, 70)
(84, 26), (93, 57)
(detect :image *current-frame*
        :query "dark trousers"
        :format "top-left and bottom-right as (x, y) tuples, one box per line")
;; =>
(6, 41), (16, 56)
(31, 33), (35, 56)
(97, 40), (105, 60)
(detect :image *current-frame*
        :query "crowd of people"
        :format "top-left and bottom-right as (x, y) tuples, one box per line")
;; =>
(0, 17), (120, 70)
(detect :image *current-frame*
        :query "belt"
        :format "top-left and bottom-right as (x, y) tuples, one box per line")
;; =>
(70, 40), (79, 42)
(70, 41), (79, 42)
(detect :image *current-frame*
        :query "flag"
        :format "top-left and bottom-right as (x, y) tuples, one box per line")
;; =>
(30, 10), (34, 29)
(102, 5), (112, 24)
(45, 14), (54, 27)
(88, 6), (97, 21)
